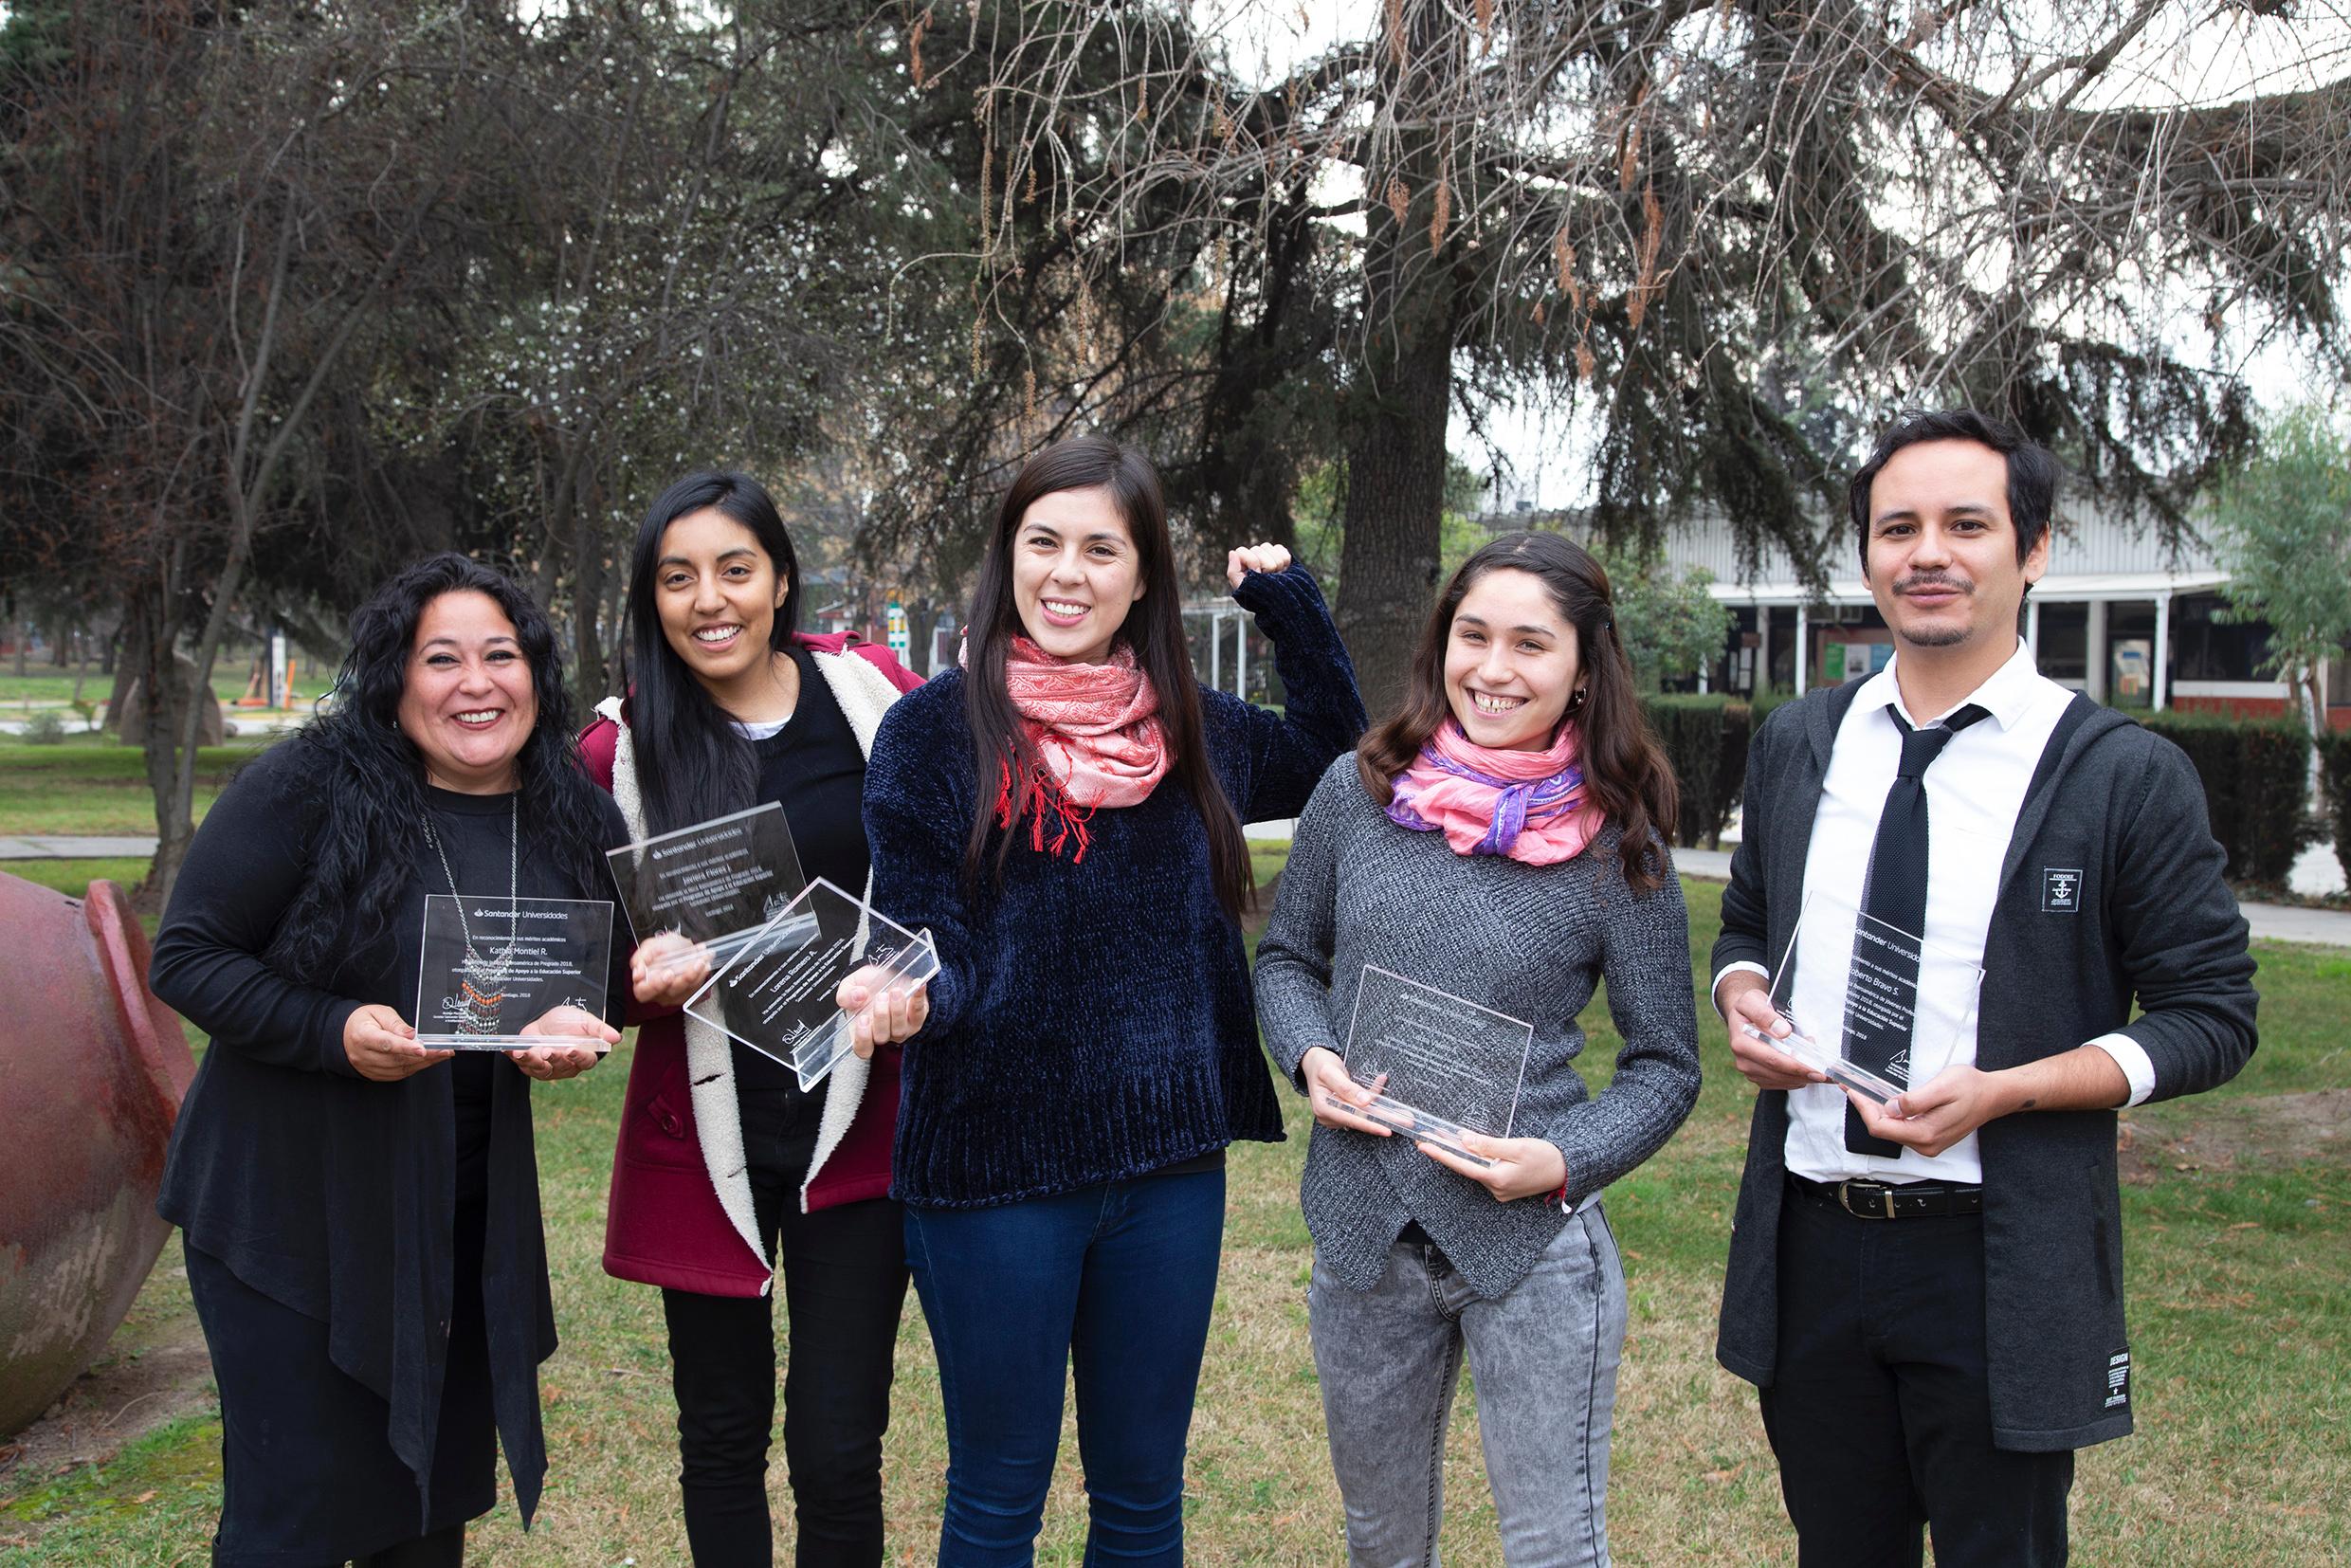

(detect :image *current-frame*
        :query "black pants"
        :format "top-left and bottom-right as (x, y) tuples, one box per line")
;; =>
(661, 1085), (908, 1567)
(189, 1202), (494, 1567)
(1759, 1180), (2073, 1568)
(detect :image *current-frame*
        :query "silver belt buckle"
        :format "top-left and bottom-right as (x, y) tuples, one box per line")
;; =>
(1837, 1179), (1895, 1219)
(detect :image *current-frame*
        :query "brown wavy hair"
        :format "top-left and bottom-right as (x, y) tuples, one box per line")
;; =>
(1356, 531), (1679, 892)
(962, 435), (1252, 920)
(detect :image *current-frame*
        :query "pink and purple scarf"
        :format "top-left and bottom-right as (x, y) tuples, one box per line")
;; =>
(1387, 719), (1602, 866)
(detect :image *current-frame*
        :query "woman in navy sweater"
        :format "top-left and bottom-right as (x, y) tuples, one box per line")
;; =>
(861, 435), (1365, 1565)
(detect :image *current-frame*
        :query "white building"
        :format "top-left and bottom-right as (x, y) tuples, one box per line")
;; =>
(1491, 504), (2342, 723)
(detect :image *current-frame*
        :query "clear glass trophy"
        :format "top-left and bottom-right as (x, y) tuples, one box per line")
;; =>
(1752, 890), (1985, 1104)
(1340, 965), (1539, 1169)
(683, 876), (939, 1090)
(413, 895), (614, 1049)
(606, 803), (807, 975)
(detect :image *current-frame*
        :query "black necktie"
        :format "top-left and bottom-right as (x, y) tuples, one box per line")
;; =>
(1845, 702), (1991, 1156)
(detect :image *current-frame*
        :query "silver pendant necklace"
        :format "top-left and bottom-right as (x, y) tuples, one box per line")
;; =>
(423, 794), (520, 1034)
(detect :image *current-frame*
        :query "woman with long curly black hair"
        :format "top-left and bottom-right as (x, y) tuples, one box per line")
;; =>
(152, 553), (629, 1568)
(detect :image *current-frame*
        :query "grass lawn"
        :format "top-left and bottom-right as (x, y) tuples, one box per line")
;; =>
(4, 871), (2344, 1564)
(0, 738), (274, 838)
(0, 665), (291, 708)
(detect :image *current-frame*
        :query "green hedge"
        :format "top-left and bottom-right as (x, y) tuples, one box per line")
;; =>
(2319, 728), (2351, 888)
(1628, 696), (2322, 877)
(2140, 710), (2312, 885)
(1641, 694), (1753, 849)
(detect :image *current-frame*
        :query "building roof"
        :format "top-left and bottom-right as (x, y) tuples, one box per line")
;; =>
(1709, 569), (2232, 606)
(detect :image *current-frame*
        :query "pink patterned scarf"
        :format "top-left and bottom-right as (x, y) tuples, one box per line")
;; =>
(991, 636), (1169, 862)
(1387, 719), (1603, 866)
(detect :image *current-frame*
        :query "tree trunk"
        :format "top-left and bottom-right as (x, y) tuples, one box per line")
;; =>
(600, 553), (631, 702)
(570, 497), (608, 718)
(1334, 320), (1453, 718)
(1331, 0), (1462, 720)
(125, 578), (193, 912)
(905, 596), (944, 677)
(2305, 664), (2328, 810)
(102, 629), (136, 729)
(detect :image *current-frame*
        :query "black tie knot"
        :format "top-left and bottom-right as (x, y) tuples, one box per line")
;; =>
(1891, 702), (1989, 780)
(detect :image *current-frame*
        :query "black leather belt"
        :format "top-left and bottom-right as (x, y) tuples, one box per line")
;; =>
(1788, 1173), (1983, 1220)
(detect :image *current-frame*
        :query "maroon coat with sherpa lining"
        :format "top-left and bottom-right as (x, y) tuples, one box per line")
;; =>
(582, 633), (922, 1297)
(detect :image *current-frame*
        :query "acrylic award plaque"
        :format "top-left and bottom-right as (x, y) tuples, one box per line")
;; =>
(607, 802), (807, 973)
(413, 895), (614, 1049)
(1340, 965), (1539, 1169)
(1749, 891), (1985, 1105)
(683, 876), (939, 1091)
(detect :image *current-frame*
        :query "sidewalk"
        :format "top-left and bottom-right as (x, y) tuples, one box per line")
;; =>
(0, 835), (160, 859)
(1668, 846), (2351, 949)
(7, 831), (2348, 948)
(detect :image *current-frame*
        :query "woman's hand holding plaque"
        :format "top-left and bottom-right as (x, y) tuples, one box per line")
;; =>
(510, 1005), (619, 1081)
(838, 968), (930, 1056)
(631, 931), (712, 1007)
(342, 1004), (452, 1083)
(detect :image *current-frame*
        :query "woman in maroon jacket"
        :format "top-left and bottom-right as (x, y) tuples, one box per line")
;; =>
(580, 471), (923, 1567)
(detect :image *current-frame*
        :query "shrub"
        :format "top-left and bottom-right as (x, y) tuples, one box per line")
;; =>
(1641, 694), (1753, 849)
(22, 709), (67, 744)
(2318, 729), (2351, 888)
(1747, 684), (1795, 728)
(2140, 710), (2312, 885)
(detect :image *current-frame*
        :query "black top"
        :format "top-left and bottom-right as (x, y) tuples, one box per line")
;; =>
(729, 646), (874, 1094)
(151, 739), (629, 1523)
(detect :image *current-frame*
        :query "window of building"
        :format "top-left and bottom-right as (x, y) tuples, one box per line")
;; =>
(2036, 602), (2087, 684)
(2172, 593), (2274, 683)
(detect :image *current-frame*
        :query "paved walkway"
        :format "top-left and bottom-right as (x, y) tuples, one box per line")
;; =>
(1668, 846), (2351, 949)
(0, 835), (160, 859)
(7, 831), (2348, 948)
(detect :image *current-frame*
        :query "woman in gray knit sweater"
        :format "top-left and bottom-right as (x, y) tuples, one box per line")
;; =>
(1255, 532), (1701, 1567)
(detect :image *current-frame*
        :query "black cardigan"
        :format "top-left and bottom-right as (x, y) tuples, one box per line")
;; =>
(152, 740), (629, 1522)
(1711, 680), (2258, 1450)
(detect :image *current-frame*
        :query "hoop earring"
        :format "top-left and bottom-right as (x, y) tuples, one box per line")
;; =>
(1566, 686), (1589, 715)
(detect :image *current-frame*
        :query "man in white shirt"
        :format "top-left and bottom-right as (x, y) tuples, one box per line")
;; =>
(1711, 410), (2257, 1567)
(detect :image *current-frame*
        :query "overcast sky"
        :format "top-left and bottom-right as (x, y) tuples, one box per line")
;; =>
(1195, 1), (2351, 508)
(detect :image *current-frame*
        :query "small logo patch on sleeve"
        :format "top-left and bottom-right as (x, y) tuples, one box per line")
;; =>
(2105, 1350), (2131, 1408)
(2043, 867), (2084, 913)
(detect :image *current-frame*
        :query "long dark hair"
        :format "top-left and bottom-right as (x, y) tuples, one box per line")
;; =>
(1357, 532), (1679, 893)
(962, 435), (1252, 920)
(266, 553), (608, 983)
(622, 471), (805, 834)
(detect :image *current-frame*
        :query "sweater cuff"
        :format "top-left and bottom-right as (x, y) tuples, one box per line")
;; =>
(322, 998), (365, 1078)
(1709, 960), (1771, 1022)
(2087, 1032), (2157, 1108)
(1230, 563), (1324, 624)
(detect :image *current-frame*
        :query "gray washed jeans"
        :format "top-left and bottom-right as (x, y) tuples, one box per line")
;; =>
(1307, 1202), (1628, 1568)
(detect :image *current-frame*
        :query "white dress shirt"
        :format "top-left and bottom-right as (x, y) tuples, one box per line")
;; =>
(1716, 640), (2158, 1184)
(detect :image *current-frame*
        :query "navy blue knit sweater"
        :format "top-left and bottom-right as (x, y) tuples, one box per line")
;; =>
(865, 566), (1366, 1209)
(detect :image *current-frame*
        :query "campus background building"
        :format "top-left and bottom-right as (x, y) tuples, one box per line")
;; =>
(1487, 502), (2351, 728)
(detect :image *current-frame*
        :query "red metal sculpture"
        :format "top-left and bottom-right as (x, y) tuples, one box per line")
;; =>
(0, 873), (194, 1436)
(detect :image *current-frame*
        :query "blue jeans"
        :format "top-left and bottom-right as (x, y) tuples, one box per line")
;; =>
(903, 1167), (1226, 1567)
(1308, 1203), (1628, 1567)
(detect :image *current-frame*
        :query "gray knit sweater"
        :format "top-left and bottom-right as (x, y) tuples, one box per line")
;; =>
(1254, 756), (1702, 1299)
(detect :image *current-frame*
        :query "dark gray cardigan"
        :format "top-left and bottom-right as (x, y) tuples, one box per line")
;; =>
(1255, 757), (1702, 1300)
(1712, 680), (2258, 1451)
